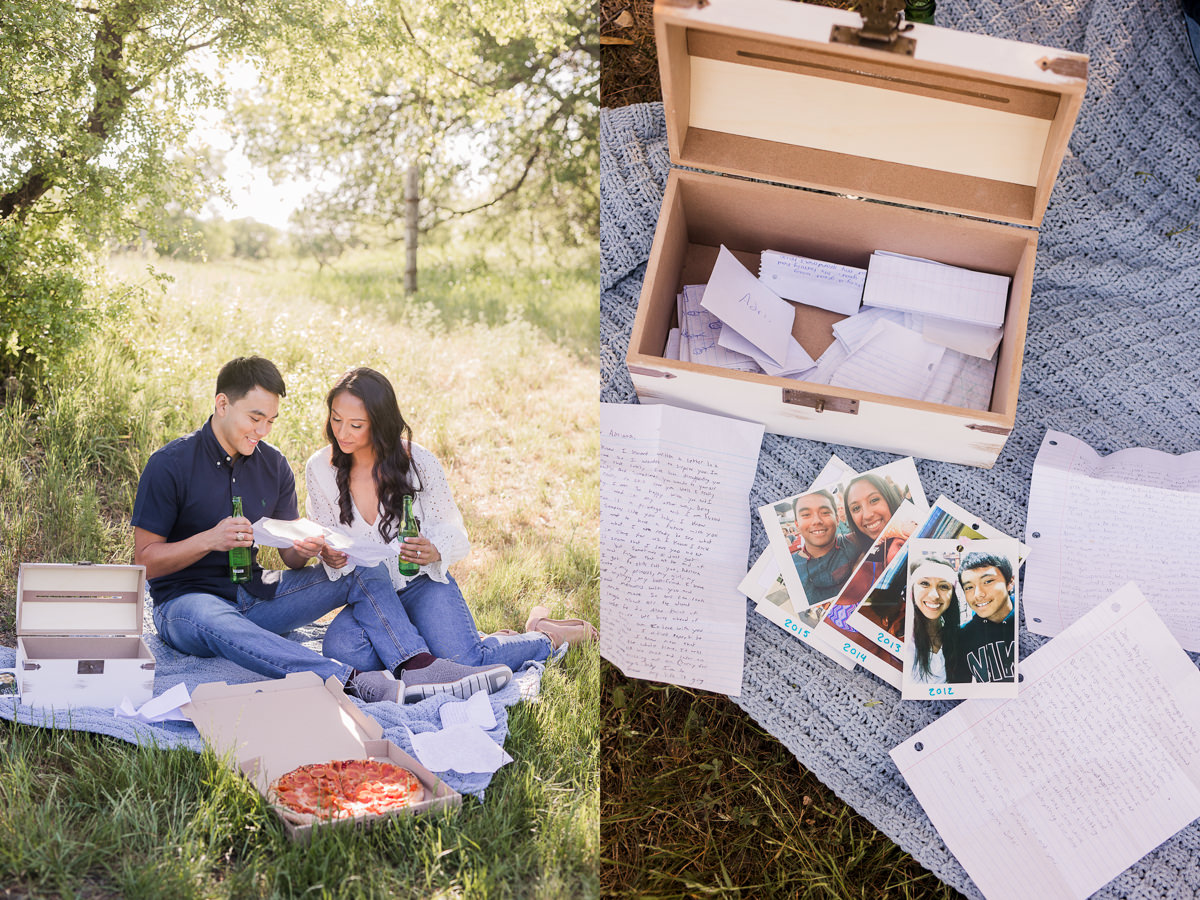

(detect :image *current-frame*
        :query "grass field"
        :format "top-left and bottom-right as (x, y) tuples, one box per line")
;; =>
(0, 244), (599, 899)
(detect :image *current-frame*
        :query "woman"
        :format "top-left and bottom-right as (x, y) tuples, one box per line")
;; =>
(306, 367), (596, 679)
(907, 558), (963, 684)
(843, 473), (905, 549)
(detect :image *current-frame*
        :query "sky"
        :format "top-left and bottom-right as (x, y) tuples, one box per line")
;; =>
(190, 54), (314, 232)
(205, 139), (311, 231)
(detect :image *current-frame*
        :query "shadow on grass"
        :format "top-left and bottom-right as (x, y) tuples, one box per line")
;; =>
(599, 661), (966, 899)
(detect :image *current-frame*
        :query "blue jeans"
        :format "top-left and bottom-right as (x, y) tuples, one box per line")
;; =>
(153, 563), (401, 681)
(322, 574), (553, 673)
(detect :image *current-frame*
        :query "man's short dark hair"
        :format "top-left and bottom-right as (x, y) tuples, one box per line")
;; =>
(216, 357), (286, 403)
(959, 551), (1013, 585)
(794, 488), (836, 521)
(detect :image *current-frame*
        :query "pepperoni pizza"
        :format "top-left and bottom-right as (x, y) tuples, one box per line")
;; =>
(270, 758), (425, 821)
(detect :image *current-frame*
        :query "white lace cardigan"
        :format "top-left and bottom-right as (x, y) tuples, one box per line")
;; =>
(304, 442), (470, 590)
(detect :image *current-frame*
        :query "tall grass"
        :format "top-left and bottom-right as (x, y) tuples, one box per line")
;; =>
(0, 245), (598, 898)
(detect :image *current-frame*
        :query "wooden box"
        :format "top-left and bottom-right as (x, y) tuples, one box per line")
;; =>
(184, 673), (462, 841)
(626, 0), (1087, 467)
(16, 563), (155, 710)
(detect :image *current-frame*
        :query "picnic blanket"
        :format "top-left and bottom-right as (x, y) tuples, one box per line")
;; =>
(600, 0), (1200, 896)
(0, 600), (546, 800)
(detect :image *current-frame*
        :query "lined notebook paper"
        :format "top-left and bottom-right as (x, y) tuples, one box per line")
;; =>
(892, 583), (1200, 900)
(600, 403), (764, 696)
(1024, 430), (1200, 651)
(862, 252), (1010, 328)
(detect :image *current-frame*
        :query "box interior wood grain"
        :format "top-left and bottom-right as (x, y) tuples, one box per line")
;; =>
(627, 0), (1087, 468)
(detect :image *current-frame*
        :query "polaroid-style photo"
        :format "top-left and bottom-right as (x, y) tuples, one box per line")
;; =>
(759, 457), (927, 615)
(754, 588), (856, 670)
(0, 668), (18, 697)
(848, 495), (1029, 659)
(901, 538), (1021, 701)
(811, 499), (929, 688)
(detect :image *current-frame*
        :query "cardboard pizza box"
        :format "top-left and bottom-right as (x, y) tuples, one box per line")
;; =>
(16, 562), (155, 710)
(183, 672), (462, 841)
(626, 0), (1088, 467)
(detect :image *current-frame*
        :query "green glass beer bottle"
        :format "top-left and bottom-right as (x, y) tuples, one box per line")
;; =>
(905, 0), (935, 24)
(229, 496), (251, 584)
(398, 494), (420, 576)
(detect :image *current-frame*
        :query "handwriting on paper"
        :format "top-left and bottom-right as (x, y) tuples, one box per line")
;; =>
(759, 250), (866, 315)
(699, 245), (794, 367)
(600, 403), (764, 696)
(892, 584), (1200, 900)
(1024, 430), (1200, 650)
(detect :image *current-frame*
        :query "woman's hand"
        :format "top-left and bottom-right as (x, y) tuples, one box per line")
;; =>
(400, 535), (441, 567)
(319, 545), (350, 569)
(291, 535), (326, 562)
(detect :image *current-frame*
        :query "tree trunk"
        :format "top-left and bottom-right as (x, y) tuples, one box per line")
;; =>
(0, 7), (132, 220)
(405, 164), (419, 295)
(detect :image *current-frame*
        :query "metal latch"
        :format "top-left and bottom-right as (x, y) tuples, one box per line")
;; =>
(783, 389), (859, 415)
(78, 660), (105, 675)
(830, 0), (916, 56)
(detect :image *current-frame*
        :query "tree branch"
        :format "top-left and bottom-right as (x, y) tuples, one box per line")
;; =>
(1, 4), (135, 219)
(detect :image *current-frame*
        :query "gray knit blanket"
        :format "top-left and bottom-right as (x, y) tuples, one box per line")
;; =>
(601, 0), (1200, 895)
(0, 602), (546, 800)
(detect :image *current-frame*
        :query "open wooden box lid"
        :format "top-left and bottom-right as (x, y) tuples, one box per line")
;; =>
(655, 0), (1088, 227)
(16, 563), (146, 637)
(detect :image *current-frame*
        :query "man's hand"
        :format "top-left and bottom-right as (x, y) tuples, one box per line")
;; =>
(135, 516), (253, 581)
(218, 515), (255, 552)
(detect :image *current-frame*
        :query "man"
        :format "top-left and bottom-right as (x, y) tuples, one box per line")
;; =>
(132, 356), (511, 703)
(789, 489), (863, 605)
(956, 551), (1017, 683)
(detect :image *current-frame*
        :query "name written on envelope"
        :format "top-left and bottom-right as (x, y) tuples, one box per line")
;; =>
(700, 245), (795, 368)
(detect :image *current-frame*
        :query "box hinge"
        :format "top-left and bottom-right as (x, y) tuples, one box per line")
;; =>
(830, 0), (916, 56)
(1037, 56), (1088, 79)
(966, 422), (1012, 436)
(628, 364), (677, 379)
(783, 389), (859, 415)
(77, 660), (104, 675)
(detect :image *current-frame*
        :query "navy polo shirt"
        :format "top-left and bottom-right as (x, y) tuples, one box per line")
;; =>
(131, 417), (298, 605)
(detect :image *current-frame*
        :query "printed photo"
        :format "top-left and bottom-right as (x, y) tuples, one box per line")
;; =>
(901, 538), (1021, 701)
(0, 668), (17, 697)
(849, 495), (1018, 658)
(759, 457), (927, 613)
(812, 500), (927, 687)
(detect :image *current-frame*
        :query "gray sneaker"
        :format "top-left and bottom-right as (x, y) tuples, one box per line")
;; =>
(345, 669), (400, 704)
(399, 658), (513, 703)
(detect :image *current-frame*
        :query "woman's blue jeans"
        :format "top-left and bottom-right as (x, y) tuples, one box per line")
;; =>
(322, 573), (552, 673)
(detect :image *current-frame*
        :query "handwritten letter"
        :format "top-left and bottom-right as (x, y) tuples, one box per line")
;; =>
(1024, 430), (1200, 651)
(892, 583), (1200, 900)
(600, 403), (764, 696)
(699, 245), (794, 367)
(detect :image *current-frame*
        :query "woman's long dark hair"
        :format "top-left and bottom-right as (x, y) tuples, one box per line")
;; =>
(910, 559), (963, 682)
(325, 367), (421, 542)
(843, 473), (904, 549)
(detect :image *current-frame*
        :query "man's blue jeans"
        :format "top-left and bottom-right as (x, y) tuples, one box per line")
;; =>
(322, 574), (553, 673)
(153, 562), (410, 681)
